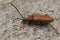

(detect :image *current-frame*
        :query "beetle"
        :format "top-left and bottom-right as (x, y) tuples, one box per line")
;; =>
(25, 13), (54, 25)
(10, 3), (59, 34)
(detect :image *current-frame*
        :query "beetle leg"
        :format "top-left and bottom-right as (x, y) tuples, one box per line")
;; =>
(33, 25), (38, 32)
(43, 25), (50, 31)
(37, 22), (40, 26)
(49, 24), (59, 34)
(12, 18), (22, 23)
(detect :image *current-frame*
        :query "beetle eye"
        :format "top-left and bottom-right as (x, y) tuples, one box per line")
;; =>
(22, 19), (27, 22)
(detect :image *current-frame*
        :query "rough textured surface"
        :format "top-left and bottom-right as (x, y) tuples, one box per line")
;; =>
(0, 0), (60, 40)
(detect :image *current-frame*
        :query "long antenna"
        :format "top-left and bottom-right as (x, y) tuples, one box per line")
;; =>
(10, 3), (24, 18)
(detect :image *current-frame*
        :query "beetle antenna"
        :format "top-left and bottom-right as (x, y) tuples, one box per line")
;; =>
(10, 3), (24, 19)
(49, 24), (59, 34)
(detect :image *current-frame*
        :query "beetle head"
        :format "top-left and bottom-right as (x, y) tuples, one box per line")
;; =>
(22, 18), (28, 24)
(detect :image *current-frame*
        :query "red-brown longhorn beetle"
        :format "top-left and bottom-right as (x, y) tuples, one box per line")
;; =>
(10, 3), (59, 34)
